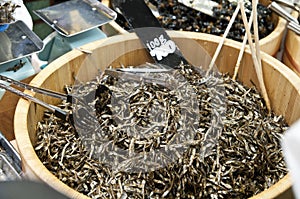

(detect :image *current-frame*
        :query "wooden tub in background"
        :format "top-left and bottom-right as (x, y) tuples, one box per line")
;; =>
(14, 31), (299, 199)
(101, 0), (287, 57)
(282, 12), (300, 76)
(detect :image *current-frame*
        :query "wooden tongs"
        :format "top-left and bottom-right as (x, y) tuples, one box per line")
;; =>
(260, 0), (300, 35)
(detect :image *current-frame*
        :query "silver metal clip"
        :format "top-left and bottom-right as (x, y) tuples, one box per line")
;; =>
(260, 0), (300, 35)
(273, 0), (300, 12)
(287, 21), (300, 35)
(268, 1), (299, 24)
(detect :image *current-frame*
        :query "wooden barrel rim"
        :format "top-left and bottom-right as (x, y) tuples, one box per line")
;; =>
(282, 11), (300, 76)
(14, 32), (298, 199)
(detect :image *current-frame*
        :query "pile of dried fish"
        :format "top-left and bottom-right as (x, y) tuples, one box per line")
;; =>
(155, 0), (274, 41)
(35, 64), (288, 198)
(115, 0), (274, 42)
(0, 1), (19, 24)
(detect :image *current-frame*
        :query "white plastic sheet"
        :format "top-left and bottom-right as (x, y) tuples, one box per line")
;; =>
(15, 1), (33, 30)
(282, 119), (300, 199)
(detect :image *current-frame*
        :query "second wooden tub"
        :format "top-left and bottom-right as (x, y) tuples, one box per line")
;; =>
(282, 12), (300, 76)
(101, 0), (287, 57)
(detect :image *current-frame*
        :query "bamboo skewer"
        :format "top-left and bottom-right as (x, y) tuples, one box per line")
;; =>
(252, 0), (263, 69)
(239, 0), (271, 112)
(206, 3), (241, 75)
(207, 0), (271, 112)
(233, 10), (254, 80)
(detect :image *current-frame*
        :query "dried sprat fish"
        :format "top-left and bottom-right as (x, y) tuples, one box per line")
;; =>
(6, 59), (25, 72)
(0, 1), (19, 24)
(35, 64), (288, 199)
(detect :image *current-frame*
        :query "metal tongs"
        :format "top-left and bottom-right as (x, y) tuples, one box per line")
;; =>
(260, 0), (300, 35)
(0, 75), (73, 121)
(0, 68), (171, 122)
(0, 74), (104, 129)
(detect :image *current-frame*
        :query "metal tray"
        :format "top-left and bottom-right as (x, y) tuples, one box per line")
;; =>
(0, 131), (22, 181)
(34, 0), (117, 37)
(0, 20), (44, 65)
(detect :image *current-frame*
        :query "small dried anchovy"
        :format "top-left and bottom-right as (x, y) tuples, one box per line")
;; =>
(35, 64), (288, 199)
(0, 1), (19, 24)
(6, 60), (25, 72)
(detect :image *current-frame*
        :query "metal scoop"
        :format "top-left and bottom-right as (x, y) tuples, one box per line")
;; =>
(143, 0), (220, 19)
(178, 0), (220, 17)
(0, 21), (44, 64)
(33, 0), (117, 37)
(177, 0), (251, 18)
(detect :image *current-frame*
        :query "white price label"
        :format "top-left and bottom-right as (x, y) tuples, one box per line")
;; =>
(146, 34), (176, 61)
